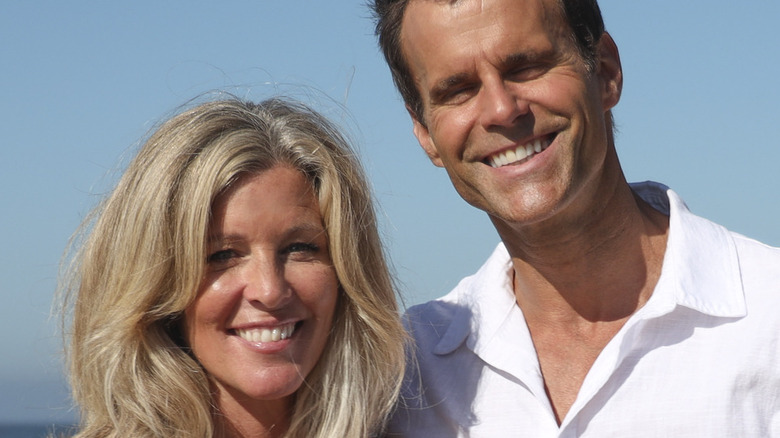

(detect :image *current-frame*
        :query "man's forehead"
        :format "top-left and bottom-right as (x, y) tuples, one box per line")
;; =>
(399, 0), (575, 115)
(401, 0), (564, 56)
(402, 0), (564, 40)
(404, 0), (561, 15)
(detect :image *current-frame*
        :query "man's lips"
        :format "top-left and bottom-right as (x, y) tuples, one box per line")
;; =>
(485, 134), (554, 168)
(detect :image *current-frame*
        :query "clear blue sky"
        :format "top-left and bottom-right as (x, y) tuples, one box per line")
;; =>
(2, 0), (778, 425)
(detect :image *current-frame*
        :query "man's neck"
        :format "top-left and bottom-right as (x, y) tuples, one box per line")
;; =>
(491, 178), (669, 423)
(495, 178), (669, 322)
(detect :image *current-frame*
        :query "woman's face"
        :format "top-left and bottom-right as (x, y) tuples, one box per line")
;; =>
(184, 165), (338, 419)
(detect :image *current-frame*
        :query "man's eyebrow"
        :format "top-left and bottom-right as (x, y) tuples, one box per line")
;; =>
(428, 50), (554, 98)
(500, 50), (549, 69)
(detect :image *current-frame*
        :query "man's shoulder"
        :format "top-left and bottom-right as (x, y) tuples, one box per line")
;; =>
(731, 232), (780, 295)
(402, 290), (471, 354)
(404, 244), (511, 355)
(732, 231), (780, 259)
(405, 243), (511, 329)
(405, 289), (462, 323)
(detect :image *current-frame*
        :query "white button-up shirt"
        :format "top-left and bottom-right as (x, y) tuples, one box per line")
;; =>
(388, 182), (780, 437)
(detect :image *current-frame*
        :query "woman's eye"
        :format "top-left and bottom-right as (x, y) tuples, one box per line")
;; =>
(285, 242), (320, 255)
(280, 242), (321, 262)
(207, 249), (236, 264)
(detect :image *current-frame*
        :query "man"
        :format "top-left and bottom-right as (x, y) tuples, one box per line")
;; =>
(371, 0), (780, 436)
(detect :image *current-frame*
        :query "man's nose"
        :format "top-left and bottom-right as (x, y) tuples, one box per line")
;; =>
(478, 79), (529, 129)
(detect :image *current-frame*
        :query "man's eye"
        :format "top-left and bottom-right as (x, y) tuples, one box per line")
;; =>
(438, 85), (476, 105)
(508, 65), (547, 82)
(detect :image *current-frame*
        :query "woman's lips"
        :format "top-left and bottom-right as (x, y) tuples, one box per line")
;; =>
(233, 321), (298, 343)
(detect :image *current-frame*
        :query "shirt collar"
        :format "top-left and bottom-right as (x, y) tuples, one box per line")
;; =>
(632, 181), (746, 318)
(433, 182), (748, 355)
(432, 243), (516, 355)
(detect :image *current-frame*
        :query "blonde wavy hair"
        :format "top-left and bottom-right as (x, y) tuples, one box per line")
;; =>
(59, 98), (406, 437)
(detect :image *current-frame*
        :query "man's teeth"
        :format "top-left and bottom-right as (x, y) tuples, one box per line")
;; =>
(488, 137), (550, 168)
(236, 323), (296, 343)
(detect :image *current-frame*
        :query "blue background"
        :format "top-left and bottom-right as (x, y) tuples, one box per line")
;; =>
(2, 0), (778, 425)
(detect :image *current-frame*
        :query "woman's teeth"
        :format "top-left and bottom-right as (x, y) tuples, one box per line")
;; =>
(488, 137), (551, 168)
(235, 322), (296, 343)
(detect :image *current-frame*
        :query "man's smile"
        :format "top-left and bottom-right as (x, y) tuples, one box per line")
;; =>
(485, 134), (554, 168)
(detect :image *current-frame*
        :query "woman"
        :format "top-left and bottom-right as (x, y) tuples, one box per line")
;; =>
(59, 98), (406, 437)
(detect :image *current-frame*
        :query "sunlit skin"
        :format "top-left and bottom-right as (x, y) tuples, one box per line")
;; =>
(184, 166), (338, 437)
(403, 0), (623, 236)
(401, 0), (669, 423)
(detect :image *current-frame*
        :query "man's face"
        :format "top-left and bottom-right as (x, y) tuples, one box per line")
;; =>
(401, 0), (622, 229)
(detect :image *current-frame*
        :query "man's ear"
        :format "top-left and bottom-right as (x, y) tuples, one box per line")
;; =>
(407, 105), (444, 167)
(597, 32), (623, 111)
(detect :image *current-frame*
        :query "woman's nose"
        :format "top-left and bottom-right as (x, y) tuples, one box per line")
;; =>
(241, 257), (292, 310)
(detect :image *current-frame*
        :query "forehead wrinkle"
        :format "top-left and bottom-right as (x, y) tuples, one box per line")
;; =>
(404, 0), (568, 105)
(287, 221), (327, 237)
(206, 217), (325, 246)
